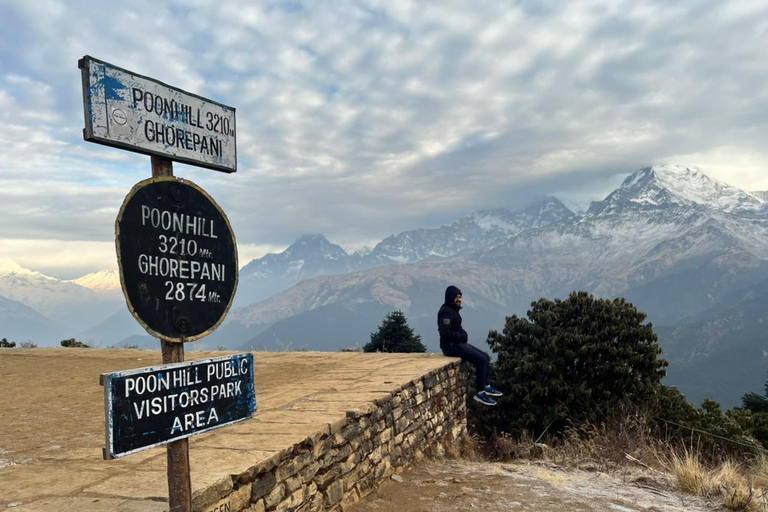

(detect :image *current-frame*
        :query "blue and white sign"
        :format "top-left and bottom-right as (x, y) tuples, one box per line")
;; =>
(79, 55), (237, 173)
(101, 353), (255, 459)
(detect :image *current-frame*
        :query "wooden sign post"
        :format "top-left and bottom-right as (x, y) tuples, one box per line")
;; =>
(156, 157), (191, 512)
(81, 55), (248, 512)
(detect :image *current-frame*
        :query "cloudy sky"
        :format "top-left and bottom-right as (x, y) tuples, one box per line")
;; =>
(1, 0), (767, 278)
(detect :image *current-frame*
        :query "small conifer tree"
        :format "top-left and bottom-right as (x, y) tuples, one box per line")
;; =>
(364, 311), (426, 353)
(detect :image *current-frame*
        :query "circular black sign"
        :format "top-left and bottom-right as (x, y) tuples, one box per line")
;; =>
(116, 177), (238, 342)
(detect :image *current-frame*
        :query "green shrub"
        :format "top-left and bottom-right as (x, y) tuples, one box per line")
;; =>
(60, 338), (89, 348)
(485, 292), (667, 437)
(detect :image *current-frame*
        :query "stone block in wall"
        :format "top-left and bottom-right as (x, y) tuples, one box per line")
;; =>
(276, 450), (313, 480)
(355, 473), (376, 499)
(379, 426), (393, 443)
(244, 499), (266, 512)
(373, 457), (390, 480)
(324, 480), (344, 507)
(348, 434), (363, 451)
(251, 470), (277, 501)
(285, 475), (302, 493)
(311, 435), (333, 459)
(343, 458), (371, 492)
(340, 487), (360, 511)
(313, 465), (341, 490)
(200, 483), (252, 512)
(264, 483), (284, 509)
(299, 461), (321, 483)
(333, 423), (361, 446)
(192, 475), (233, 512)
(368, 446), (382, 464)
(276, 483), (309, 512)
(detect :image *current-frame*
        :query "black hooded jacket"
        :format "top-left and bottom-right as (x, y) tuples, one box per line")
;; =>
(437, 285), (468, 349)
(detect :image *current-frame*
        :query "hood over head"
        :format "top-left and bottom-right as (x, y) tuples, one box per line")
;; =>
(444, 285), (462, 305)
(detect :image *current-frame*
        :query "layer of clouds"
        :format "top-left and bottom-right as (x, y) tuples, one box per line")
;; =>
(1, 0), (768, 273)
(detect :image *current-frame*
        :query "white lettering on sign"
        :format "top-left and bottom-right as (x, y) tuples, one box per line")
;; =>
(137, 255), (224, 282)
(80, 56), (237, 173)
(170, 408), (219, 434)
(140, 205), (218, 239)
(103, 354), (255, 459)
(122, 363), (245, 422)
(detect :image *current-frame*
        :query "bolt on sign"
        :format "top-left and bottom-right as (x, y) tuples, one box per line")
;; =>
(79, 55), (237, 173)
(116, 176), (238, 342)
(101, 354), (256, 459)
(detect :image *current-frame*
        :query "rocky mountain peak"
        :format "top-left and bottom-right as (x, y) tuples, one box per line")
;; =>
(531, 196), (576, 225)
(284, 234), (348, 260)
(587, 165), (763, 217)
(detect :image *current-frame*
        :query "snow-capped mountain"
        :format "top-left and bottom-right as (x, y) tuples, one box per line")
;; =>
(70, 269), (121, 293)
(476, 165), (768, 314)
(236, 234), (361, 305)
(0, 256), (93, 315)
(751, 191), (768, 202)
(0, 256), (122, 332)
(235, 198), (577, 305)
(587, 165), (764, 216)
(365, 197), (576, 265)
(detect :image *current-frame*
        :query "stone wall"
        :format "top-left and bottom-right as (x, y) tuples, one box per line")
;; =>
(198, 360), (468, 512)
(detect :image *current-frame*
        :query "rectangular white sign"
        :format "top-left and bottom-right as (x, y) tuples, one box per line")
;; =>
(79, 55), (237, 173)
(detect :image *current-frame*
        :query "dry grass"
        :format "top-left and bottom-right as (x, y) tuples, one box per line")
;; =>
(549, 413), (669, 474)
(482, 412), (768, 511)
(665, 448), (766, 511)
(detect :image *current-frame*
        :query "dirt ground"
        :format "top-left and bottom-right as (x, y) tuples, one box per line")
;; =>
(350, 459), (721, 512)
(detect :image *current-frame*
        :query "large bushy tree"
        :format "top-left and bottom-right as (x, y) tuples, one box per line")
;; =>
(364, 311), (426, 353)
(486, 291), (667, 435)
(741, 372), (768, 413)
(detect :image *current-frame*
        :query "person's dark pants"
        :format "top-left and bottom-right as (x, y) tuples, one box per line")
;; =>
(441, 342), (491, 392)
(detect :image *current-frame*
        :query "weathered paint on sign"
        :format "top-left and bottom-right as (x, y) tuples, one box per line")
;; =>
(79, 55), (237, 173)
(101, 353), (256, 459)
(116, 176), (238, 342)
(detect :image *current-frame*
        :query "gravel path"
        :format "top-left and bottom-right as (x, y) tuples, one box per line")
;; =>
(350, 459), (721, 512)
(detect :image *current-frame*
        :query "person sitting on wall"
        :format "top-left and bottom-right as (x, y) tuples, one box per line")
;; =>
(437, 285), (503, 406)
